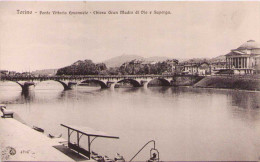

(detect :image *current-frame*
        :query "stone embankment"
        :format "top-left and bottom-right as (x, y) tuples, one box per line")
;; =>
(193, 75), (260, 91)
(172, 75), (204, 86)
(0, 112), (74, 161)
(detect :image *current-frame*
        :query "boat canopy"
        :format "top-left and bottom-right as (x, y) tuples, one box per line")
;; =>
(60, 124), (119, 159)
(61, 124), (119, 139)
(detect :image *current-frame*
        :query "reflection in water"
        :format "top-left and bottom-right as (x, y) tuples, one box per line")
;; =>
(230, 91), (260, 109)
(21, 90), (35, 102)
(1, 81), (260, 161)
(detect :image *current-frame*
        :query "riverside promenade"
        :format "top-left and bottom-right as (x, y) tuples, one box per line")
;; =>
(0, 111), (91, 161)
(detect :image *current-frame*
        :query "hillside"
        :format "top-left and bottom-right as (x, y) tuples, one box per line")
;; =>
(32, 55), (226, 75)
(180, 58), (210, 64)
(179, 55), (226, 64)
(103, 55), (144, 68)
(103, 55), (176, 67)
(209, 55), (226, 63)
(145, 56), (171, 62)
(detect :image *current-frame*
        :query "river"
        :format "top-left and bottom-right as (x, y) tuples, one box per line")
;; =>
(1, 81), (260, 161)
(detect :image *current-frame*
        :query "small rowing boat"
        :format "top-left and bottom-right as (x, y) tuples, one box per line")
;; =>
(32, 126), (44, 133)
(48, 133), (62, 138)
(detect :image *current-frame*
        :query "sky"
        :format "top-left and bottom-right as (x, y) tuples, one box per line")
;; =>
(0, 1), (260, 71)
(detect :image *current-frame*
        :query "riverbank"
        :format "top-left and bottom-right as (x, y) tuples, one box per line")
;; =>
(0, 111), (75, 161)
(193, 75), (260, 91)
(172, 75), (204, 86)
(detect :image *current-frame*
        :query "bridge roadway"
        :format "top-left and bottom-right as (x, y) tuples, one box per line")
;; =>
(0, 75), (174, 91)
(0, 75), (193, 91)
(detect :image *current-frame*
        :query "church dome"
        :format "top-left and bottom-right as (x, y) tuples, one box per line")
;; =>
(237, 40), (260, 50)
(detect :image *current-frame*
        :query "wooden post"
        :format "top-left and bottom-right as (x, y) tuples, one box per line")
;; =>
(77, 132), (79, 154)
(77, 132), (79, 146)
(88, 136), (91, 156)
(68, 129), (70, 143)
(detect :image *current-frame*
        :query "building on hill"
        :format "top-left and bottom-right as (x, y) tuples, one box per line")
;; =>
(198, 62), (211, 75)
(141, 60), (157, 65)
(181, 62), (211, 75)
(183, 63), (198, 75)
(129, 59), (143, 65)
(225, 40), (260, 75)
(165, 59), (179, 73)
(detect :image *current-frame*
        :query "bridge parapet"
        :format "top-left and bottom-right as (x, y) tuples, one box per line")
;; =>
(1, 75), (178, 90)
(1, 74), (174, 81)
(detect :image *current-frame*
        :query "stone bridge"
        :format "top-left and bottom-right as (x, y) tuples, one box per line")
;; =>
(1, 75), (178, 91)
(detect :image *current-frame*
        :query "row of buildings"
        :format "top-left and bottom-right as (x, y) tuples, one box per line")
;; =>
(163, 40), (260, 75)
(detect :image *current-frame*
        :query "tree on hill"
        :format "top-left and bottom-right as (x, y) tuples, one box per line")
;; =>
(56, 60), (107, 75)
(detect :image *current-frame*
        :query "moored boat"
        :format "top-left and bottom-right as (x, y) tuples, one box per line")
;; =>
(32, 126), (44, 133)
(48, 133), (62, 138)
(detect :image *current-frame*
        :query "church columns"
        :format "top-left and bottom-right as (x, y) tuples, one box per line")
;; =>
(232, 58), (234, 68)
(244, 57), (246, 68)
(245, 57), (248, 68)
(242, 58), (244, 68)
(241, 58), (244, 68)
(247, 57), (250, 68)
(228, 57), (249, 69)
(241, 58), (243, 68)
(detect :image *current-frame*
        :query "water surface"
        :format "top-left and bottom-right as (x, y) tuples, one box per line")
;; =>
(1, 81), (260, 161)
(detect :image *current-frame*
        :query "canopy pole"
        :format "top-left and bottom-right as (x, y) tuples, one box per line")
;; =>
(77, 132), (80, 155)
(77, 132), (79, 146)
(88, 136), (91, 157)
(68, 129), (70, 143)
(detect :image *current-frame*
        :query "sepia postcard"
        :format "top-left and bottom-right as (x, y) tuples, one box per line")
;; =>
(0, 1), (260, 161)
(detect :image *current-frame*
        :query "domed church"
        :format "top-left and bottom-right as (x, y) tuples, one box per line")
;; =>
(226, 40), (260, 74)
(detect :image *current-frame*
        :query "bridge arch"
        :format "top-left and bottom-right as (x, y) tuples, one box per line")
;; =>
(81, 79), (108, 89)
(117, 79), (142, 87)
(13, 81), (35, 91)
(147, 78), (171, 87)
(33, 80), (69, 90)
(54, 80), (76, 90)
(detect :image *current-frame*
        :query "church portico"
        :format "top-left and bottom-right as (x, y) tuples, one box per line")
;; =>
(226, 40), (260, 75)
